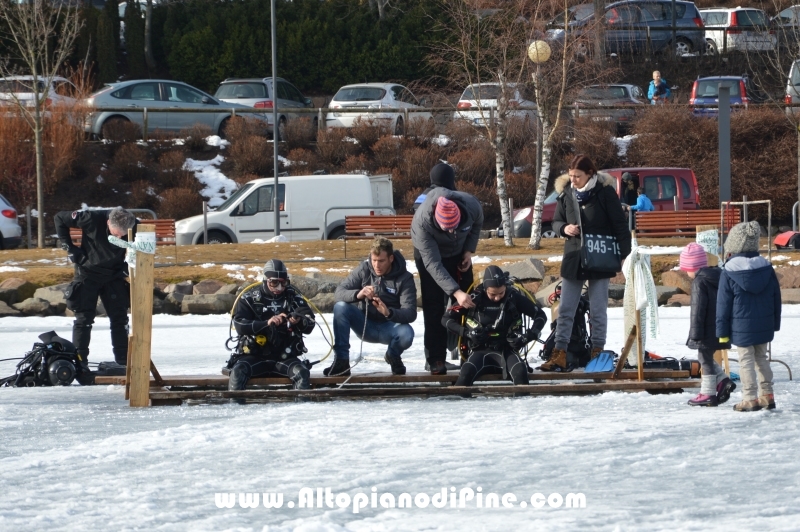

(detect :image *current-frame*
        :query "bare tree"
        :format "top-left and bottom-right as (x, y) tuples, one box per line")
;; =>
(0, 0), (82, 248)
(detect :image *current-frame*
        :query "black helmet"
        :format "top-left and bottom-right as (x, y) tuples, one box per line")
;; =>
(482, 265), (507, 288)
(263, 259), (288, 280)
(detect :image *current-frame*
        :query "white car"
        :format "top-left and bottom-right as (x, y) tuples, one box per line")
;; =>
(700, 8), (776, 54)
(326, 83), (432, 134)
(0, 193), (22, 249)
(0, 76), (80, 109)
(453, 83), (537, 127)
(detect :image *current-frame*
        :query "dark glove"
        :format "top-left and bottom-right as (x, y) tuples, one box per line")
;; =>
(66, 246), (85, 264)
(526, 328), (541, 343)
(507, 333), (528, 349)
(465, 327), (488, 344)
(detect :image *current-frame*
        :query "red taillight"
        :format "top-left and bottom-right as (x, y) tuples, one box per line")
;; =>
(727, 12), (741, 34)
(1, 209), (15, 219)
(508, 100), (519, 108)
(689, 82), (698, 105)
(693, 17), (703, 28)
(457, 101), (472, 109)
(740, 80), (749, 105)
(253, 100), (273, 109)
(786, 94), (793, 105)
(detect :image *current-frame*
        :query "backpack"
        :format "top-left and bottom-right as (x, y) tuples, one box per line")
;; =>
(539, 286), (592, 368)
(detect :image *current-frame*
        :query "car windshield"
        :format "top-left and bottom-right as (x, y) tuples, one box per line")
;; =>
(579, 86), (629, 99)
(736, 10), (768, 27)
(793, 62), (800, 86)
(214, 82), (268, 99)
(332, 87), (386, 102)
(462, 85), (510, 100)
(696, 80), (741, 98)
(550, 4), (593, 26)
(544, 190), (559, 204)
(0, 80), (45, 93)
(215, 183), (254, 212)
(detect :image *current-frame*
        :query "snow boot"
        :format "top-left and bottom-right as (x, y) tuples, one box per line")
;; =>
(716, 377), (736, 404)
(688, 393), (718, 407)
(74, 354), (95, 386)
(96, 361), (126, 376)
(228, 362), (251, 391)
(590, 347), (603, 360)
(425, 361), (460, 371)
(323, 358), (351, 377)
(537, 348), (571, 372)
(733, 399), (762, 412)
(384, 353), (406, 376)
(758, 394), (776, 410)
(290, 364), (311, 390)
(429, 360), (447, 375)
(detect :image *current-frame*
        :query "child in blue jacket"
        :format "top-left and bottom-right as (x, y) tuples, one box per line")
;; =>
(716, 221), (781, 411)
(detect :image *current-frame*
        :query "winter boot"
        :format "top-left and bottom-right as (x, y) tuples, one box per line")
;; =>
(290, 364), (311, 390)
(74, 354), (95, 386)
(537, 348), (570, 372)
(758, 394), (776, 410)
(590, 347), (603, 360)
(425, 361), (460, 371)
(323, 358), (351, 377)
(384, 353), (406, 376)
(429, 360), (447, 375)
(716, 377), (736, 404)
(228, 362), (251, 391)
(688, 394), (719, 407)
(733, 399), (762, 412)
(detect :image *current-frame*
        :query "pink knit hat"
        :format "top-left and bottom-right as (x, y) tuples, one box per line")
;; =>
(679, 243), (708, 272)
(435, 196), (461, 230)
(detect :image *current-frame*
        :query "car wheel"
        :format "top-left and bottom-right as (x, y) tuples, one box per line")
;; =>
(218, 118), (230, 139)
(674, 37), (693, 56)
(394, 116), (404, 136)
(100, 116), (131, 141)
(705, 39), (718, 56)
(327, 227), (346, 240)
(542, 224), (558, 239)
(205, 230), (231, 245)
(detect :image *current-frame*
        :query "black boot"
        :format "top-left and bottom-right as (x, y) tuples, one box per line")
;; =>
(323, 358), (351, 377)
(429, 360), (447, 375)
(228, 362), (251, 391)
(384, 353), (406, 376)
(290, 364), (311, 390)
(74, 354), (94, 386)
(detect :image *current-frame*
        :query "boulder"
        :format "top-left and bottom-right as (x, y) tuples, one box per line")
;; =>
(609, 271), (626, 285)
(535, 280), (561, 307)
(289, 276), (319, 299)
(33, 283), (70, 307)
(607, 284), (625, 300)
(504, 258), (546, 282)
(164, 280), (194, 295)
(309, 293), (336, 313)
(519, 281), (541, 296)
(152, 298), (166, 314)
(14, 297), (53, 316)
(656, 286), (679, 305)
(181, 294), (236, 314)
(153, 286), (167, 301)
(667, 294), (692, 307)
(193, 279), (226, 295)
(304, 272), (347, 284)
(661, 270), (693, 295)
(317, 281), (338, 294)
(163, 292), (186, 314)
(781, 288), (800, 304)
(776, 268), (800, 289)
(215, 284), (240, 295)
(0, 278), (37, 301)
(607, 298), (624, 308)
(0, 300), (21, 316)
(414, 277), (422, 308)
(0, 287), (18, 306)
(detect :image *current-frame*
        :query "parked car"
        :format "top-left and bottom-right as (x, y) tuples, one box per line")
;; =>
(326, 83), (432, 134)
(689, 76), (767, 117)
(785, 59), (800, 116)
(772, 5), (800, 52)
(0, 193), (22, 249)
(175, 173), (394, 244)
(573, 84), (645, 133)
(214, 77), (314, 140)
(504, 167), (700, 238)
(84, 80), (262, 139)
(453, 83), (537, 127)
(0, 76), (79, 109)
(546, 0), (706, 56)
(700, 8), (775, 54)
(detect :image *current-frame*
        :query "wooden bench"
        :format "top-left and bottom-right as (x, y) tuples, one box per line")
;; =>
(343, 215), (414, 257)
(635, 209), (741, 237)
(70, 219), (178, 262)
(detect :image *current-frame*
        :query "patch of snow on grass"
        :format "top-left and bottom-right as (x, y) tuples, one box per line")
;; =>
(183, 155), (237, 208)
(472, 256), (492, 264)
(548, 256), (563, 262)
(205, 135), (229, 149)
(221, 264), (244, 271)
(613, 134), (637, 159)
(199, 263), (215, 269)
(303, 257), (324, 261)
(0, 266), (26, 272)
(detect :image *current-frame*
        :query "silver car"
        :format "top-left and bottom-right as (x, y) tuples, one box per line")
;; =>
(453, 83), (538, 127)
(84, 79), (260, 139)
(214, 77), (314, 139)
(0, 193), (22, 249)
(326, 83), (432, 134)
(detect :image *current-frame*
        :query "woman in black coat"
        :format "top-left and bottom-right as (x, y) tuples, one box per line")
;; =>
(539, 155), (631, 371)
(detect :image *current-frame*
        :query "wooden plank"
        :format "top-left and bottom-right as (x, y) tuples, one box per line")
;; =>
(129, 223), (155, 408)
(148, 380), (698, 402)
(124, 228), (134, 401)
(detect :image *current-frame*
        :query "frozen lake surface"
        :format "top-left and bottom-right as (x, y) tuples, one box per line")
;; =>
(1, 307), (799, 531)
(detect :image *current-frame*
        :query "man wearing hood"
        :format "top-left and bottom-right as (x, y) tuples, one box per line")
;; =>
(717, 221), (781, 412)
(325, 237), (417, 376)
(412, 162), (457, 212)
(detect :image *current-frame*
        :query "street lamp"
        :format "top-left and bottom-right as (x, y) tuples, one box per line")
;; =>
(271, 0), (280, 236)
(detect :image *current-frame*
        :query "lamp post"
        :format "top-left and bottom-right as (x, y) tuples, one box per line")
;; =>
(527, 40), (551, 189)
(271, 0), (280, 237)
(526, 40), (553, 249)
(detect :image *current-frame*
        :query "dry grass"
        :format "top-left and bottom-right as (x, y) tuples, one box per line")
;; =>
(180, 124), (213, 152)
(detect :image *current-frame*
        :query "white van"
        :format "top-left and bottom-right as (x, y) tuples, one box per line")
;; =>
(175, 174), (394, 245)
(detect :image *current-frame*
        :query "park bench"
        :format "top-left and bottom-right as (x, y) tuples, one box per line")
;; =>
(69, 218), (178, 262)
(343, 214), (414, 257)
(635, 209), (741, 237)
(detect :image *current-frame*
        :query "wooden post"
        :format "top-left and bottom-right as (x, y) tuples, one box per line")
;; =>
(635, 305), (644, 382)
(125, 228), (134, 401)
(129, 224), (156, 407)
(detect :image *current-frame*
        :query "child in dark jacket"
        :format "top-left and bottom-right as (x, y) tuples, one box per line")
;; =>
(716, 221), (782, 412)
(680, 243), (735, 407)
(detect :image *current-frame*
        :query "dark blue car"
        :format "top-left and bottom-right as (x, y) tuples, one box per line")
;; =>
(689, 76), (767, 117)
(546, 0), (706, 56)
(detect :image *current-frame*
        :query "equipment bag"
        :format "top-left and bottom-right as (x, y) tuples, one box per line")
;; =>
(0, 331), (86, 387)
(539, 295), (592, 368)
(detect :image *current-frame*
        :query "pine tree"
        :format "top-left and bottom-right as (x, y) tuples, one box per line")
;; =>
(97, 10), (118, 84)
(124, 0), (147, 78)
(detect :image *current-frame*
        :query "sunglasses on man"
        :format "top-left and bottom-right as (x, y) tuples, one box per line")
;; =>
(266, 278), (288, 287)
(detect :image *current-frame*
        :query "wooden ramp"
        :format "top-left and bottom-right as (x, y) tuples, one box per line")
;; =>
(95, 370), (698, 405)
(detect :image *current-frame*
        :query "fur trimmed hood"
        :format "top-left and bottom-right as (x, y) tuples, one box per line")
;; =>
(554, 171), (616, 194)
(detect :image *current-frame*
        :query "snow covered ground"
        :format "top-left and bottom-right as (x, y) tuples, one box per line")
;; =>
(1, 307), (800, 531)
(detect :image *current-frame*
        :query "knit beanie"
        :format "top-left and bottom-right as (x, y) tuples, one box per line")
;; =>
(679, 243), (708, 272)
(482, 265), (506, 288)
(435, 196), (461, 230)
(724, 221), (760, 255)
(429, 163), (456, 190)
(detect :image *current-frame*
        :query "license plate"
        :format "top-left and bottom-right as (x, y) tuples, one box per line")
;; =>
(592, 116), (612, 121)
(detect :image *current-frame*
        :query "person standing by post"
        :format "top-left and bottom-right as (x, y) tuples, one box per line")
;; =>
(648, 70), (671, 104)
(412, 185), (483, 375)
(54, 207), (137, 384)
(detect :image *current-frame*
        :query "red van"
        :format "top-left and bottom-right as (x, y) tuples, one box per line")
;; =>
(508, 167), (701, 238)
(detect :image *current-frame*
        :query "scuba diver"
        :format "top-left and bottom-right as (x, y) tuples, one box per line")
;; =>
(443, 265), (547, 387)
(227, 259), (315, 391)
